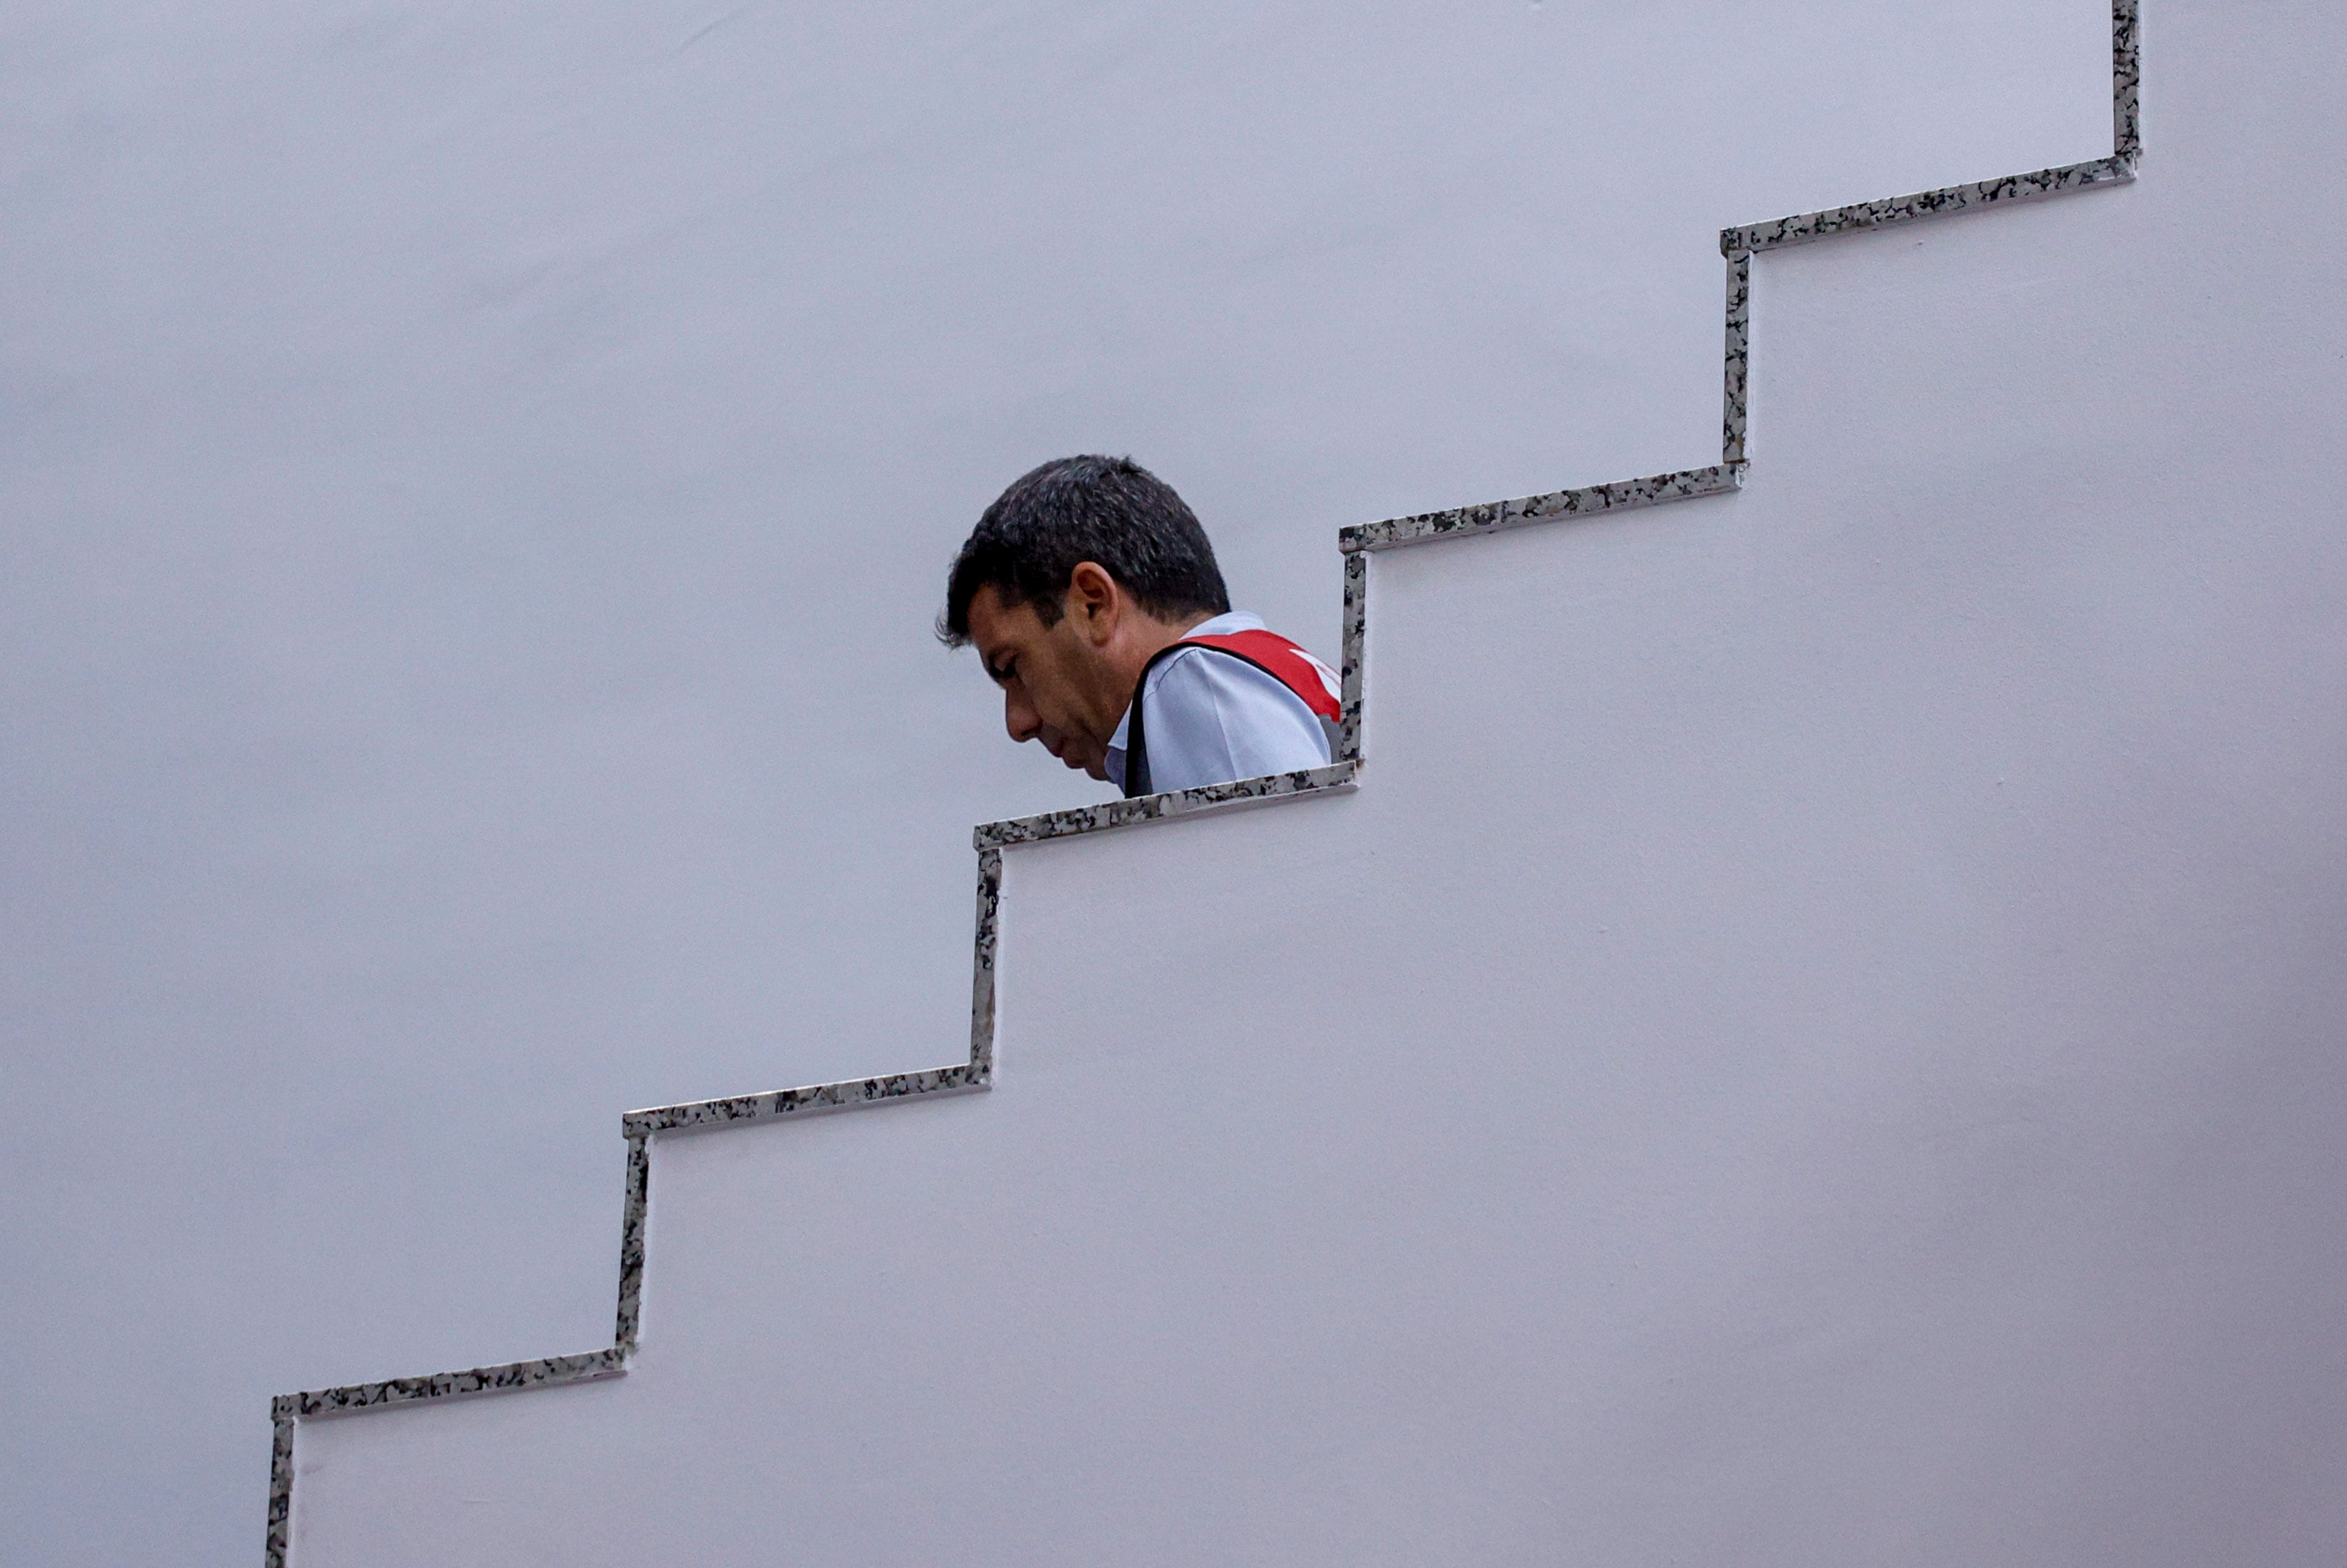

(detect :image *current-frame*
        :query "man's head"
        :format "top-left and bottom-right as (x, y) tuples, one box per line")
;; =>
(939, 455), (1230, 780)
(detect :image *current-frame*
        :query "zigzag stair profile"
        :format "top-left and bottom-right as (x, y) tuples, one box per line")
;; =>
(268, 6), (2143, 1562)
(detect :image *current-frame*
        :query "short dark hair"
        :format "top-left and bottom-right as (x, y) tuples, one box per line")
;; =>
(937, 455), (1230, 646)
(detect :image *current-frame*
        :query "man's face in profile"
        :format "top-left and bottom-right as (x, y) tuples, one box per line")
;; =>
(964, 583), (1123, 781)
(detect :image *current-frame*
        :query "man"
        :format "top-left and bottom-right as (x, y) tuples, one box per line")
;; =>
(939, 454), (1342, 798)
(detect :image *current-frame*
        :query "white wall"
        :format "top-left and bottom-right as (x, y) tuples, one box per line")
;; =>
(283, 1), (2347, 1562)
(1, 3), (2180, 1564)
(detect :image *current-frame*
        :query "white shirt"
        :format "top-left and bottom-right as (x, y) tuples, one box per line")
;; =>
(1103, 611), (1336, 795)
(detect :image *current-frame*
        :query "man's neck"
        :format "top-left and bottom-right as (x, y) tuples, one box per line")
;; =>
(1126, 610), (1220, 676)
(1113, 609), (1217, 695)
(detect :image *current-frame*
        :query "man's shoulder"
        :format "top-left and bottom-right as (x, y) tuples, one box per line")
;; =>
(1147, 634), (1333, 725)
(1128, 614), (1336, 790)
(1162, 622), (1342, 720)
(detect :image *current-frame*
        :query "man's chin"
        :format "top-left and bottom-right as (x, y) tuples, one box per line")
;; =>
(1041, 739), (1108, 782)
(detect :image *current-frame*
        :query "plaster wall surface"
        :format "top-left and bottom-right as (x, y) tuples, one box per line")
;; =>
(0, 4), (2125, 1564)
(286, 3), (2347, 1562)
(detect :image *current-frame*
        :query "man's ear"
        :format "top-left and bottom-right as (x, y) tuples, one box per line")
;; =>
(1065, 562), (1119, 646)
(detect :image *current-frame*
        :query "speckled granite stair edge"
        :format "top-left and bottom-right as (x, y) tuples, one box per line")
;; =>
(263, 5), (2139, 1561)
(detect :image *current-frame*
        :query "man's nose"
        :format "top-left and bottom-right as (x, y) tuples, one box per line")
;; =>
(1004, 688), (1040, 743)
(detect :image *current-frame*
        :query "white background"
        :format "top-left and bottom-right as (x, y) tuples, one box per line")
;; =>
(292, 3), (2347, 1550)
(6, 4), (2122, 1563)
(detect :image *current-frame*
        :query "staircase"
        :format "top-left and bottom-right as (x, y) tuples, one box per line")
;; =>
(271, 6), (2347, 1561)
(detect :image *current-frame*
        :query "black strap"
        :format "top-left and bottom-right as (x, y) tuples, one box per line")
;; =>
(1120, 643), (1179, 798)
